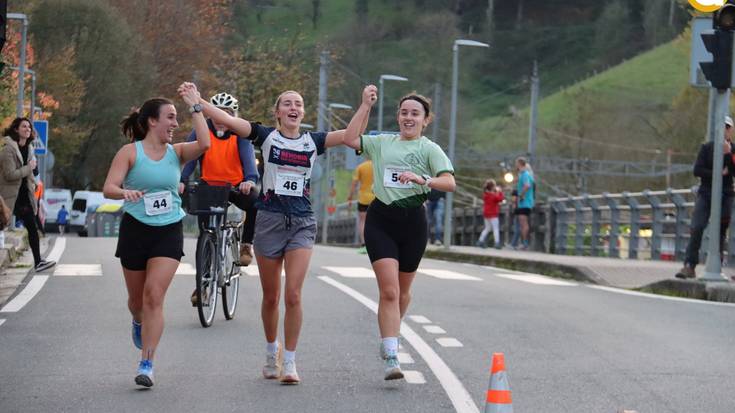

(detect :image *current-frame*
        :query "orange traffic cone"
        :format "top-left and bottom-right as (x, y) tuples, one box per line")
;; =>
(485, 352), (513, 413)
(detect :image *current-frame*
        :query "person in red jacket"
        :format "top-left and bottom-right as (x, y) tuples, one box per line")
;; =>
(476, 179), (504, 249)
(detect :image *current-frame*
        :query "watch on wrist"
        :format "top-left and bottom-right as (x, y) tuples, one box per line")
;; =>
(189, 103), (203, 113)
(421, 174), (433, 187)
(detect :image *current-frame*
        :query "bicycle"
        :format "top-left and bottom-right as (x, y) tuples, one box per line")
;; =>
(186, 181), (242, 328)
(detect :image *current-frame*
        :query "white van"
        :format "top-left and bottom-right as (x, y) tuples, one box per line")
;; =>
(70, 191), (123, 235)
(43, 188), (72, 232)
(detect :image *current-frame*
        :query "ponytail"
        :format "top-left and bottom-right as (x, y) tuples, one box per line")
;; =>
(120, 97), (174, 142)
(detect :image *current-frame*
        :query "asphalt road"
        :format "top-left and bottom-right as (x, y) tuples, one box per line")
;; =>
(1, 236), (733, 413)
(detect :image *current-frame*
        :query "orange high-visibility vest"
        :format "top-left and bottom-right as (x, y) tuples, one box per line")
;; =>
(201, 130), (244, 186)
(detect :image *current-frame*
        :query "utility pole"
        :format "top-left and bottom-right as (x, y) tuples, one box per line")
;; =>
(431, 82), (441, 142)
(527, 60), (539, 165)
(317, 50), (329, 243)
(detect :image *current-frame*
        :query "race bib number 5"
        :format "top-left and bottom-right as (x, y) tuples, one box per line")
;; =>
(276, 173), (305, 196)
(144, 191), (173, 216)
(384, 166), (413, 189)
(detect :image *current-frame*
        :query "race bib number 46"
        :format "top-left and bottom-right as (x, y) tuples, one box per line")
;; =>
(144, 191), (173, 216)
(384, 166), (413, 189)
(276, 172), (305, 197)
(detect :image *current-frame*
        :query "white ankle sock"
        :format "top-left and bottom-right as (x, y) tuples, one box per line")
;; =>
(284, 350), (296, 363)
(267, 341), (279, 354)
(382, 337), (398, 356)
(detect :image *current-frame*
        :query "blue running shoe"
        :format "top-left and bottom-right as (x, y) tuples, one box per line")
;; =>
(132, 320), (142, 350)
(135, 359), (154, 387)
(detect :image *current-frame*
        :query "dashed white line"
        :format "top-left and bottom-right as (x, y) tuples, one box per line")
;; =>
(1, 276), (50, 313)
(53, 264), (103, 276)
(319, 276), (479, 413)
(175, 263), (196, 276)
(409, 315), (432, 324)
(242, 266), (284, 277)
(398, 352), (415, 364)
(493, 273), (578, 286)
(323, 266), (375, 278)
(419, 269), (482, 281)
(436, 338), (464, 348)
(0, 319), (5, 327)
(45, 237), (66, 263)
(403, 370), (427, 384)
(424, 325), (447, 334)
(588, 285), (735, 307)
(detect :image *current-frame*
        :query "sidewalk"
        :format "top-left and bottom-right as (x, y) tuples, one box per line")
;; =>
(424, 244), (735, 303)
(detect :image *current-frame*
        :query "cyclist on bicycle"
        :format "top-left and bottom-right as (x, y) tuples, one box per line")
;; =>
(180, 92), (259, 305)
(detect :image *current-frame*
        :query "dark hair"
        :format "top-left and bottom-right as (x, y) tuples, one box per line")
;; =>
(398, 93), (432, 117)
(515, 156), (527, 167)
(120, 97), (173, 142)
(3, 117), (35, 143)
(484, 179), (496, 191)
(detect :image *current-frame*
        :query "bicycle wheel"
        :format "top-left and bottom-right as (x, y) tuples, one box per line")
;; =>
(221, 231), (240, 320)
(195, 232), (218, 327)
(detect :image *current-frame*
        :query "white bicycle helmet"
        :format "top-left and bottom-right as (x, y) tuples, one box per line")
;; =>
(210, 92), (239, 112)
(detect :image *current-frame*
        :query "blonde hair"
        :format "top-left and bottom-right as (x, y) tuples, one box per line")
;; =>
(484, 179), (496, 191)
(273, 90), (303, 127)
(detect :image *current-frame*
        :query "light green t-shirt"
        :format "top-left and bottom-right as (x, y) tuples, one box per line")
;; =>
(360, 134), (454, 208)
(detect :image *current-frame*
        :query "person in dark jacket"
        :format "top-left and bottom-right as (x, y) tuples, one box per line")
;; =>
(676, 116), (735, 279)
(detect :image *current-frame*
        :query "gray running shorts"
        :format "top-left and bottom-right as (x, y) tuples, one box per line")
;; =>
(253, 210), (317, 258)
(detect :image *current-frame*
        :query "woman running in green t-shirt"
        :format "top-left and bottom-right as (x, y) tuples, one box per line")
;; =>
(343, 86), (456, 380)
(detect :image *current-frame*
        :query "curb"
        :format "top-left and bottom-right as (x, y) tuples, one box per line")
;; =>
(0, 231), (29, 269)
(639, 279), (735, 304)
(423, 248), (605, 285)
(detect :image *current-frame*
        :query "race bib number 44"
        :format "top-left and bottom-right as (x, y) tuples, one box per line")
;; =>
(384, 166), (413, 189)
(144, 191), (173, 216)
(276, 172), (305, 196)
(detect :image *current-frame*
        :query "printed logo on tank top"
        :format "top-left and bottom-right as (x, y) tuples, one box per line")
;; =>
(268, 146), (314, 168)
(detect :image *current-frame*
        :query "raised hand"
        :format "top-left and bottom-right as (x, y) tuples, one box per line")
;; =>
(362, 84), (378, 107)
(178, 82), (201, 106)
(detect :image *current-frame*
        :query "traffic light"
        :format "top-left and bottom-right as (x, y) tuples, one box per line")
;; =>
(700, 29), (734, 90)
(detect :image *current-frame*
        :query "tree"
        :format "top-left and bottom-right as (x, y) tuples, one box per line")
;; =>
(593, 1), (635, 67)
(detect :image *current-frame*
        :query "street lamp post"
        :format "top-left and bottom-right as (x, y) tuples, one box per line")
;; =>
(8, 13), (28, 118)
(321, 103), (353, 244)
(378, 74), (408, 132)
(443, 39), (490, 249)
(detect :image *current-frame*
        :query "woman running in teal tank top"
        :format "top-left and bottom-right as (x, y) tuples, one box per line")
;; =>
(103, 92), (211, 388)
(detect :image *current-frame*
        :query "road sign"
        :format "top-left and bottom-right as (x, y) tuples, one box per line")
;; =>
(691, 17), (715, 88)
(33, 120), (48, 155)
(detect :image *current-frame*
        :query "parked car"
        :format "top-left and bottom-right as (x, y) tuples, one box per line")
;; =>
(69, 191), (122, 236)
(43, 188), (72, 233)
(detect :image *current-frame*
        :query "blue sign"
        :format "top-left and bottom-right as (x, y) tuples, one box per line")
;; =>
(33, 120), (48, 155)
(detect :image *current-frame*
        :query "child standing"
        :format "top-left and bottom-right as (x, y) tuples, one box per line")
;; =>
(476, 179), (504, 249)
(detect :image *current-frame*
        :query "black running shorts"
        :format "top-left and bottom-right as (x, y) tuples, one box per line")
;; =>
(115, 213), (184, 271)
(364, 199), (427, 273)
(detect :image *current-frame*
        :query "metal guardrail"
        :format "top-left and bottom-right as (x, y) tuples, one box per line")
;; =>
(320, 188), (733, 265)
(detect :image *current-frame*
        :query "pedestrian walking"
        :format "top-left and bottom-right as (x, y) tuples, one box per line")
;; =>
(515, 157), (535, 250)
(57, 205), (68, 235)
(347, 159), (375, 253)
(425, 189), (445, 245)
(178, 81), (359, 384)
(342, 87), (456, 380)
(102, 94), (211, 387)
(676, 116), (735, 279)
(0, 118), (55, 272)
(476, 179), (504, 249)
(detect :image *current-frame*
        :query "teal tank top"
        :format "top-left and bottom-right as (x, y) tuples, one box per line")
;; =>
(122, 141), (185, 226)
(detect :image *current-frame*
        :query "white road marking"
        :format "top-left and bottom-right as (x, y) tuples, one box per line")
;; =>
(436, 338), (464, 348)
(493, 273), (578, 286)
(0, 319), (5, 327)
(398, 352), (415, 364)
(403, 370), (427, 384)
(1, 276), (49, 313)
(323, 266), (374, 278)
(175, 263), (196, 276)
(319, 276), (479, 413)
(45, 237), (66, 263)
(53, 264), (102, 276)
(419, 268), (482, 281)
(242, 266), (284, 277)
(588, 285), (735, 307)
(409, 315), (432, 324)
(424, 325), (447, 334)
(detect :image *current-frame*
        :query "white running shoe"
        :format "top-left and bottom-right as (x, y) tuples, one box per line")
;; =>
(280, 359), (300, 385)
(384, 355), (404, 380)
(262, 345), (281, 379)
